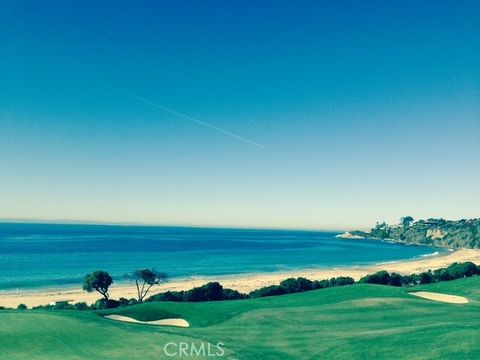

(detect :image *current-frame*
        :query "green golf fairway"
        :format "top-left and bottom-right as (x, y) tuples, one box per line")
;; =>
(1, 277), (479, 359)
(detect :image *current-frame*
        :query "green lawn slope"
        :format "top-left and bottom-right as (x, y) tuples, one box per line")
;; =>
(1, 277), (479, 359)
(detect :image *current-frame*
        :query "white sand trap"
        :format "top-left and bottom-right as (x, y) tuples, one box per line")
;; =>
(409, 291), (469, 304)
(104, 314), (190, 327)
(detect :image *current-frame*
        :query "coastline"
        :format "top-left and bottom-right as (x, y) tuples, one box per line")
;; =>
(1, 248), (479, 308)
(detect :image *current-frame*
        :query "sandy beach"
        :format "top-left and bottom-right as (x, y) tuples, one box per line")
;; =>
(1, 248), (479, 308)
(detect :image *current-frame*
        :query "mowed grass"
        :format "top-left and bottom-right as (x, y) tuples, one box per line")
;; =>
(1, 277), (480, 359)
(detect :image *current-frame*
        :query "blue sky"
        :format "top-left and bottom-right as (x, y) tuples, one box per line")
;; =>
(1, 1), (479, 229)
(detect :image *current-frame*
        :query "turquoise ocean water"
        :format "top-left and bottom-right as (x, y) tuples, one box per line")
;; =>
(0, 223), (446, 293)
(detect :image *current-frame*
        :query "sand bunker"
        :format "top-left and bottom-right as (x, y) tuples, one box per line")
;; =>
(104, 314), (190, 327)
(409, 291), (469, 304)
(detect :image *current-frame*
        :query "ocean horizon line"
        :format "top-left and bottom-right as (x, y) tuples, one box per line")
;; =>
(0, 219), (362, 233)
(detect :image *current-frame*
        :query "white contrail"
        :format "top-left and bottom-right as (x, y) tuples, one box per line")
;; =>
(117, 90), (267, 150)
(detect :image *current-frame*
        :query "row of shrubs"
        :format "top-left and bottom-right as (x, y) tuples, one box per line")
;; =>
(249, 276), (354, 298)
(9, 276), (355, 310)
(3, 297), (145, 311)
(146, 276), (355, 302)
(0, 302), (90, 311)
(146, 261), (479, 302)
(5, 262), (478, 310)
(29, 298), (139, 311)
(147, 281), (248, 302)
(5, 276), (355, 310)
(359, 261), (479, 286)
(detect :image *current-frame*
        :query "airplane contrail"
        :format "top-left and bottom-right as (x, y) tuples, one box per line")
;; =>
(116, 90), (267, 150)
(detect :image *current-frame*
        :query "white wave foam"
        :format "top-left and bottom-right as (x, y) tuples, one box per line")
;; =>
(420, 251), (439, 257)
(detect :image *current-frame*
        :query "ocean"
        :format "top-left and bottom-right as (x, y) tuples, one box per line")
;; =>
(0, 223), (446, 292)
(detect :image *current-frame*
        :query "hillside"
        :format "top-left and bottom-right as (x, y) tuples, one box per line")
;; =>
(351, 218), (480, 248)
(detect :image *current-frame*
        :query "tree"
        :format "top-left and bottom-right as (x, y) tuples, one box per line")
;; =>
(183, 282), (225, 302)
(82, 270), (113, 301)
(280, 277), (313, 293)
(388, 273), (403, 287)
(133, 269), (168, 302)
(416, 271), (434, 284)
(401, 216), (414, 227)
(359, 270), (391, 285)
(446, 262), (479, 279)
(249, 285), (286, 298)
(312, 279), (331, 289)
(74, 302), (89, 310)
(329, 276), (355, 286)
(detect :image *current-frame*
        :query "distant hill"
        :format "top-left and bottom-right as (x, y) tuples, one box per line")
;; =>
(351, 218), (480, 249)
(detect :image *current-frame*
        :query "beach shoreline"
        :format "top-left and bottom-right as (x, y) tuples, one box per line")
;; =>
(1, 248), (479, 308)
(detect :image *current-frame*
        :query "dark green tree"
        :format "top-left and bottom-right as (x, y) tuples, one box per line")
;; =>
(133, 269), (168, 302)
(388, 273), (403, 286)
(280, 277), (313, 293)
(359, 270), (391, 285)
(82, 270), (113, 301)
(329, 276), (355, 287)
(401, 216), (414, 227)
(183, 282), (225, 302)
(446, 262), (479, 278)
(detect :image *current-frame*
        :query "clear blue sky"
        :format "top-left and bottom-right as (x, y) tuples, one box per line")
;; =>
(1, 1), (479, 229)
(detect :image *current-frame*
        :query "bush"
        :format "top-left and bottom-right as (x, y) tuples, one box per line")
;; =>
(74, 302), (89, 310)
(399, 274), (416, 286)
(117, 298), (139, 307)
(183, 282), (225, 302)
(359, 271), (402, 286)
(148, 291), (185, 302)
(312, 279), (331, 289)
(360, 270), (391, 285)
(251, 276), (355, 298)
(416, 271), (434, 284)
(446, 262), (479, 279)
(433, 268), (451, 281)
(222, 288), (249, 300)
(118, 298), (139, 307)
(358, 262), (479, 288)
(147, 282), (249, 303)
(17, 303), (27, 310)
(54, 302), (74, 310)
(128, 298), (139, 306)
(249, 285), (286, 298)
(388, 273), (403, 287)
(94, 299), (120, 310)
(280, 277), (313, 293)
(94, 299), (106, 310)
(329, 276), (355, 287)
